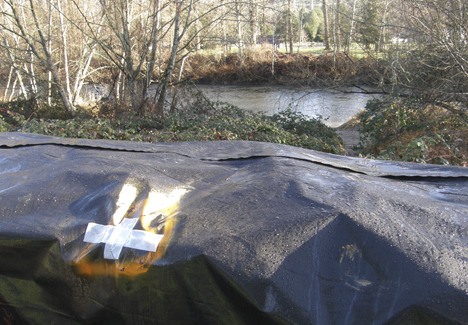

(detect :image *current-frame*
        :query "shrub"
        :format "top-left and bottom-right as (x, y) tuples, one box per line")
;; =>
(359, 96), (467, 165)
(13, 98), (345, 154)
(0, 117), (11, 132)
(271, 110), (344, 152)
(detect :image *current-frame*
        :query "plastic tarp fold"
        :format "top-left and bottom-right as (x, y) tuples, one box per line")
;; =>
(0, 132), (467, 324)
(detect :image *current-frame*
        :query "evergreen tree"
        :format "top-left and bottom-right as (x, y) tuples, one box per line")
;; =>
(358, 0), (381, 50)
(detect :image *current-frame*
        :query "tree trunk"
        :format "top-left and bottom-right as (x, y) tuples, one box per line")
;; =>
(156, 0), (186, 117)
(287, 0), (293, 54)
(322, 0), (330, 50)
(47, 0), (53, 106)
(377, 0), (391, 53)
(249, 0), (258, 46)
(139, 0), (161, 114)
(235, 0), (244, 58)
(1, 38), (28, 99)
(27, 0), (75, 115)
(27, 48), (38, 96)
(335, 0), (341, 52)
(57, 0), (72, 103)
(346, 0), (357, 52)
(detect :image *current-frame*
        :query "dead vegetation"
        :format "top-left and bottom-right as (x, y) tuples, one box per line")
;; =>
(185, 51), (381, 87)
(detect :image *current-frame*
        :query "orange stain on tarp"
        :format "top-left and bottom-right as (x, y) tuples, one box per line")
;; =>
(71, 184), (187, 277)
(72, 215), (176, 277)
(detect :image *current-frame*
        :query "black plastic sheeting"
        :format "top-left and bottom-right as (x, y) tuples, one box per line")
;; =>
(0, 132), (467, 324)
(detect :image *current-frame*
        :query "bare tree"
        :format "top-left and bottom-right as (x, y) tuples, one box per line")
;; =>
(155, 0), (191, 116)
(333, 0), (341, 51)
(248, 0), (259, 46)
(0, 24), (29, 100)
(0, 0), (105, 115)
(234, 0), (245, 57)
(392, 0), (468, 101)
(345, 0), (358, 52)
(5, 0), (76, 114)
(287, 0), (294, 53)
(322, 0), (330, 49)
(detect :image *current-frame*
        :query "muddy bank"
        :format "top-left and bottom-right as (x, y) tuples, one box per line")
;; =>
(185, 52), (381, 87)
(335, 116), (362, 156)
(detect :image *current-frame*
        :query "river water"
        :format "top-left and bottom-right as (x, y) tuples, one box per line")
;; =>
(197, 85), (379, 128)
(2, 84), (378, 128)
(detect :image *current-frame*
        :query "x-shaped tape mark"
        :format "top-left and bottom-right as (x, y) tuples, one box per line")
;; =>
(84, 217), (164, 260)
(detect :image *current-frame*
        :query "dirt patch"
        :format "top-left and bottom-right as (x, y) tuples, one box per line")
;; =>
(335, 116), (361, 156)
(335, 128), (360, 156)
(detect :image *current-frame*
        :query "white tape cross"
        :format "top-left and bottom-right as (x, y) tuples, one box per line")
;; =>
(84, 218), (164, 260)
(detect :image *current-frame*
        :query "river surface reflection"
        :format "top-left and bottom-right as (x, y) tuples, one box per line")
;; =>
(197, 85), (379, 128)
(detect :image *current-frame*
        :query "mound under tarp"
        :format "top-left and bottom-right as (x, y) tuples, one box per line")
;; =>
(0, 132), (467, 324)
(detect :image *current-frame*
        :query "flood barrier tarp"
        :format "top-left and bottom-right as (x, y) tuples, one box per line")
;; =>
(0, 132), (467, 324)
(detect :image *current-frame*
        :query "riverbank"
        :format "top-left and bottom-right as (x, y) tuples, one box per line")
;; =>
(335, 116), (361, 156)
(357, 98), (467, 166)
(1, 51), (466, 166)
(0, 99), (346, 155)
(2, 93), (466, 166)
(185, 52), (381, 87)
